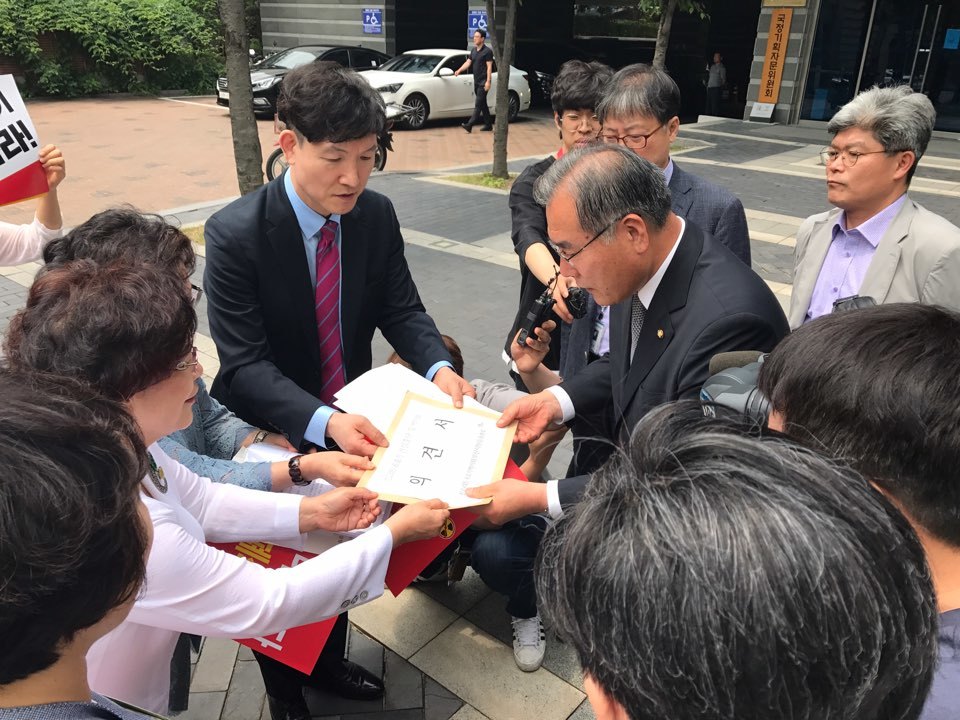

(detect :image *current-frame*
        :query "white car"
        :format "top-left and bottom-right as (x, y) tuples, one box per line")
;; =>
(361, 48), (532, 130)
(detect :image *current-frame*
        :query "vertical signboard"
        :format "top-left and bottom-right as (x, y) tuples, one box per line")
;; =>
(751, 8), (793, 120)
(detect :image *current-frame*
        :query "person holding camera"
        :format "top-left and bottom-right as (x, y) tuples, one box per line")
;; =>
(789, 85), (960, 328)
(466, 144), (788, 672)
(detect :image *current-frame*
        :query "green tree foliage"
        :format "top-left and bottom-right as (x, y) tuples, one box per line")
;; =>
(0, 0), (224, 96)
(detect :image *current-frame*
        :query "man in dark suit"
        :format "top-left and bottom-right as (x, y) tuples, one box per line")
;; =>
(204, 62), (473, 720)
(556, 62), (752, 477)
(466, 144), (788, 672)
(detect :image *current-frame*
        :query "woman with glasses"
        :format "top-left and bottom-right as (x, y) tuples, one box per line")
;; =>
(503, 60), (613, 390)
(4, 260), (450, 713)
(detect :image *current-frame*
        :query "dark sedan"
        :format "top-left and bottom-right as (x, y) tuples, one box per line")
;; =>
(216, 45), (390, 116)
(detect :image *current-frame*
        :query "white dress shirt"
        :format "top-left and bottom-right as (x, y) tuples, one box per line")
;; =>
(87, 444), (393, 713)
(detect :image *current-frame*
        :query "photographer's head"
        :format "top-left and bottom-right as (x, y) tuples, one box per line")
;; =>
(536, 402), (937, 720)
(0, 369), (151, 690)
(277, 61), (386, 216)
(533, 143), (676, 306)
(551, 60), (613, 152)
(758, 303), (960, 549)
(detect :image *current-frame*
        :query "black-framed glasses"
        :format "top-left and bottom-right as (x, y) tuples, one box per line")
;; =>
(549, 218), (619, 263)
(819, 146), (892, 168)
(174, 347), (200, 372)
(190, 284), (203, 304)
(600, 122), (665, 150)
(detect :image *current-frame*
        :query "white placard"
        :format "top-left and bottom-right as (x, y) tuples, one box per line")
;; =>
(750, 101), (776, 120)
(0, 75), (41, 181)
(359, 392), (516, 508)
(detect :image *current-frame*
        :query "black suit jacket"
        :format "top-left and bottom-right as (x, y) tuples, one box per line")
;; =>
(203, 178), (452, 448)
(556, 222), (789, 506)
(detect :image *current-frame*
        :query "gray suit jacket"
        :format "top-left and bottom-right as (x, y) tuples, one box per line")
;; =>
(788, 198), (960, 329)
(669, 162), (751, 266)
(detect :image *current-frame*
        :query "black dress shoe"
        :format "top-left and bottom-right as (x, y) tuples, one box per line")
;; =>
(267, 693), (311, 720)
(461, 122), (473, 133)
(481, 125), (494, 131)
(314, 659), (384, 700)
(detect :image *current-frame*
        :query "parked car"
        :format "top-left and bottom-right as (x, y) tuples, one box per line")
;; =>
(511, 40), (596, 107)
(216, 45), (391, 116)
(361, 49), (532, 129)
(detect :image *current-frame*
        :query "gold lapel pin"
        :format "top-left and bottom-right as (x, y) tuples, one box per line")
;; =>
(657, 329), (664, 339)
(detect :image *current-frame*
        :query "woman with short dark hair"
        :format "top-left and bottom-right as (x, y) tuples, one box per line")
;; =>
(4, 260), (450, 713)
(0, 369), (157, 719)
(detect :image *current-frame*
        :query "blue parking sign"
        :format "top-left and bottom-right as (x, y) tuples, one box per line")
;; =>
(468, 10), (487, 39)
(362, 8), (382, 35)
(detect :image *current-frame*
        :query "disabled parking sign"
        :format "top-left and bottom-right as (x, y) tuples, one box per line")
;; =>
(468, 9), (487, 39)
(362, 8), (382, 34)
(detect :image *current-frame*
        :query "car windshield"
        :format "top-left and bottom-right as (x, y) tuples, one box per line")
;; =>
(378, 54), (443, 74)
(257, 48), (323, 70)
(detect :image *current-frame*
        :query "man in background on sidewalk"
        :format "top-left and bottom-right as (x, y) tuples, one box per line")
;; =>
(455, 29), (494, 132)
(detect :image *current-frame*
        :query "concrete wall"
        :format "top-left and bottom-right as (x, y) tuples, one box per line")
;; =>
(260, 0), (398, 55)
(744, 0), (821, 124)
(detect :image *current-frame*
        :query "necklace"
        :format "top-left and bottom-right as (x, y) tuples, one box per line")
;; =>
(148, 453), (168, 494)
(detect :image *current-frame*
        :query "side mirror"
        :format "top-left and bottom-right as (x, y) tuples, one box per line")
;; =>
(438, 67), (454, 77)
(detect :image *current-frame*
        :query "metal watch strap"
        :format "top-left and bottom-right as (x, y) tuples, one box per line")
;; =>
(252, 429), (269, 444)
(288, 454), (309, 486)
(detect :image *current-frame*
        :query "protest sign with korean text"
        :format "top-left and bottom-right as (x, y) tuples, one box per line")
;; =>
(0, 76), (46, 206)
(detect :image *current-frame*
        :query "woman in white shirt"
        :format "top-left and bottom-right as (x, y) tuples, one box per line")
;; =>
(4, 259), (450, 713)
(0, 144), (66, 265)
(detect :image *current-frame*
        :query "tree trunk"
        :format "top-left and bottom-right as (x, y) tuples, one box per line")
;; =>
(217, 0), (263, 195)
(486, 0), (518, 179)
(652, 0), (679, 70)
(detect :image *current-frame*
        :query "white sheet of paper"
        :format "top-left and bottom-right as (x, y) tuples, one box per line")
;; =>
(360, 392), (514, 508)
(333, 363), (489, 436)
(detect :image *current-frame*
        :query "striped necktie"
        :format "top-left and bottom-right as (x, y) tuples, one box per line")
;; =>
(315, 218), (344, 406)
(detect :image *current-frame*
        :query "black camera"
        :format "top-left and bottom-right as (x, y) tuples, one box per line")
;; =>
(700, 356), (770, 426)
(516, 286), (588, 346)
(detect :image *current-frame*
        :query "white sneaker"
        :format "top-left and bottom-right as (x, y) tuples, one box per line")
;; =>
(511, 614), (546, 672)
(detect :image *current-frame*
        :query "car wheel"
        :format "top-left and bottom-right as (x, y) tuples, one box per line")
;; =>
(507, 91), (520, 123)
(265, 148), (288, 181)
(402, 94), (429, 130)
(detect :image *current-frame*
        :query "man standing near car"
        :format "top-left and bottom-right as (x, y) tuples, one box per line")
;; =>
(455, 29), (494, 132)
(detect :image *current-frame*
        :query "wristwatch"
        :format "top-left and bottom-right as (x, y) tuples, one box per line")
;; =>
(252, 429), (269, 444)
(288, 455), (310, 486)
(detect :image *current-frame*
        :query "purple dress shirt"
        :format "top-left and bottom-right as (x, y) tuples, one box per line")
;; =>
(805, 194), (908, 322)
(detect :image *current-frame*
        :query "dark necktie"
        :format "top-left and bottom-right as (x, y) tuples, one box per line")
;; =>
(315, 219), (344, 405)
(630, 296), (646, 363)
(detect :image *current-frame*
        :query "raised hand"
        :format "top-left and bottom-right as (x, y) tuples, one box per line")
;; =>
(496, 391), (562, 443)
(511, 320), (556, 374)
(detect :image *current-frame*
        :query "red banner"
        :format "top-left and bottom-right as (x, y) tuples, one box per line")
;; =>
(0, 160), (47, 207)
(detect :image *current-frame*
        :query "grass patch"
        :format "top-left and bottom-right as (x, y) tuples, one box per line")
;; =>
(181, 224), (205, 245)
(443, 173), (516, 191)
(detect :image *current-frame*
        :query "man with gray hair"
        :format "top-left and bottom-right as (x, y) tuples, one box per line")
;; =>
(466, 144), (788, 669)
(789, 85), (960, 328)
(535, 402), (939, 720)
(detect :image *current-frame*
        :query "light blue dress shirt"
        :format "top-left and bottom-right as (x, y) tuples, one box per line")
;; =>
(283, 171), (451, 447)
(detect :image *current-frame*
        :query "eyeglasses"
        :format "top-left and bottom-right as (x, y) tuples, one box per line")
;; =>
(819, 147), (892, 168)
(600, 122), (664, 150)
(190, 284), (203, 304)
(174, 347), (200, 372)
(549, 218), (619, 263)
(561, 112), (600, 130)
